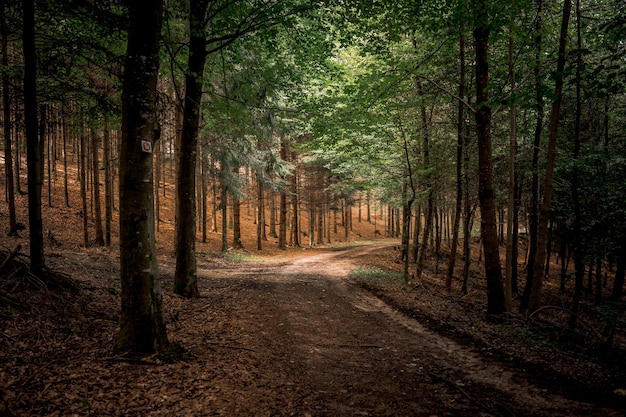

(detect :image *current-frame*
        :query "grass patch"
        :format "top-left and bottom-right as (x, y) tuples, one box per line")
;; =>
(350, 266), (404, 283)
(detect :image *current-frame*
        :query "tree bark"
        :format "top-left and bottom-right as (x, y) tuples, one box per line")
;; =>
(474, 0), (506, 316)
(117, 0), (168, 353)
(80, 130), (89, 247)
(446, 30), (465, 291)
(415, 82), (433, 282)
(91, 130), (104, 246)
(1, 3), (18, 236)
(278, 137), (288, 250)
(528, 0), (572, 313)
(520, 0), (544, 314)
(504, 22), (517, 311)
(104, 122), (112, 246)
(22, 0), (45, 275)
(173, 0), (210, 297)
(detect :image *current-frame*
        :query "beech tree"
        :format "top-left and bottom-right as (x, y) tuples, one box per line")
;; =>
(116, 0), (168, 353)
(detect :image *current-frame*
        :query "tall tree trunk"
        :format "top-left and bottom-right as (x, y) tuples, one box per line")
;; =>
(474, 0), (506, 315)
(269, 192), (277, 238)
(446, 31), (466, 291)
(80, 130), (89, 247)
(104, 123), (112, 246)
(221, 183), (228, 252)
(173, 0), (210, 297)
(257, 178), (264, 250)
(570, 0), (586, 326)
(91, 130), (104, 246)
(201, 145), (208, 243)
(415, 82), (433, 282)
(232, 188), (244, 249)
(528, 0), (572, 313)
(278, 137), (288, 250)
(22, 0), (45, 275)
(62, 105), (70, 207)
(504, 22), (517, 311)
(520, 0), (544, 313)
(292, 167), (300, 247)
(117, 0), (168, 353)
(1, 3), (18, 236)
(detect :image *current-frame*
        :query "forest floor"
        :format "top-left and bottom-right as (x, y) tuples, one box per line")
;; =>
(1, 178), (626, 415)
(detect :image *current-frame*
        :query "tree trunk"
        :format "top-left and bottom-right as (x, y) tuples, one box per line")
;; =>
(278, 137), (288, 250)
(117, 0), (168, 353)
(292, 167), (300, 247)
(232, 191), (244, 249)
(528, 0), (572, 314)
(22, 0), (45, 275)
(62, 105), (70, 207)
(570, 0), (586, 326)
(104, 122), (112, 246)
(504, 22), (517, 311)
(221, 184), (228, 252)
(474, 0), (506, 315)
(80, 131), (89, 247)
(173, 0), (211, 297)
(446, 30), (465, 291)
(91, 130), (104, 246)
(1, 3), (18, 236)
(257, 178), (264, 250)
(415, 82), (433, 282)
(520, 0), (545, 314)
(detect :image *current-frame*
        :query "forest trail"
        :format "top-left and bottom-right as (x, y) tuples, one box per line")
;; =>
(3, 242), (622, 416)
(182, 243), (609, 416)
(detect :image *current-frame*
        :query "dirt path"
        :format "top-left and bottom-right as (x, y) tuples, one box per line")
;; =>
(179, 243), (608, 416)
(3, 243), (619, 416)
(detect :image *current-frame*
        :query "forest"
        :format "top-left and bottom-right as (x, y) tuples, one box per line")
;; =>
(1, 0), (626, 415)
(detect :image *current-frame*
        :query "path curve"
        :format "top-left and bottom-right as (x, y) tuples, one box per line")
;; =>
(188, 243), (608, 416)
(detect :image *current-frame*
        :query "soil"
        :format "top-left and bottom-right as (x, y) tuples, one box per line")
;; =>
(1, 172), (626, 416)
(0, 237), (624, 416)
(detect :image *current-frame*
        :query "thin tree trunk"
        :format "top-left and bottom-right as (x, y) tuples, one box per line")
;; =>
(221, 184), (228, 252)
(80, 131), (89, 247)
(278, 137), (288, 250)
(446, 31), (465, 291)
(62, 105), (70, 207)
(91, 130), (104, 246)
(1, 4), (17, 235)
(173, 0), (211, 297)
(529, 0), (572, 313)
(232, 189), (243, 249)
(292, 168), (300, 247)
(520, 0), (544, 314)
(415, 81), (433, 282)
(104, 123), (112, 246)
(257, 178), (264, 250)
(474, 0), (506, 315)
(505, 21), (517, 311)
(570, 0), (586, 327)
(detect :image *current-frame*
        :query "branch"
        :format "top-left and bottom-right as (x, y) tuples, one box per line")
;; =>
(416, 74), (475, 114)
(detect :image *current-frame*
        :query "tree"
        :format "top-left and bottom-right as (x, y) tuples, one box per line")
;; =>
(173, 0), (209, 298)
(527, 0), (572, 313)
(116, 0), (168, 353)
(473, 0), (506, 316)
(22, 0), (45, 276)
(1, 0), (18, 236)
